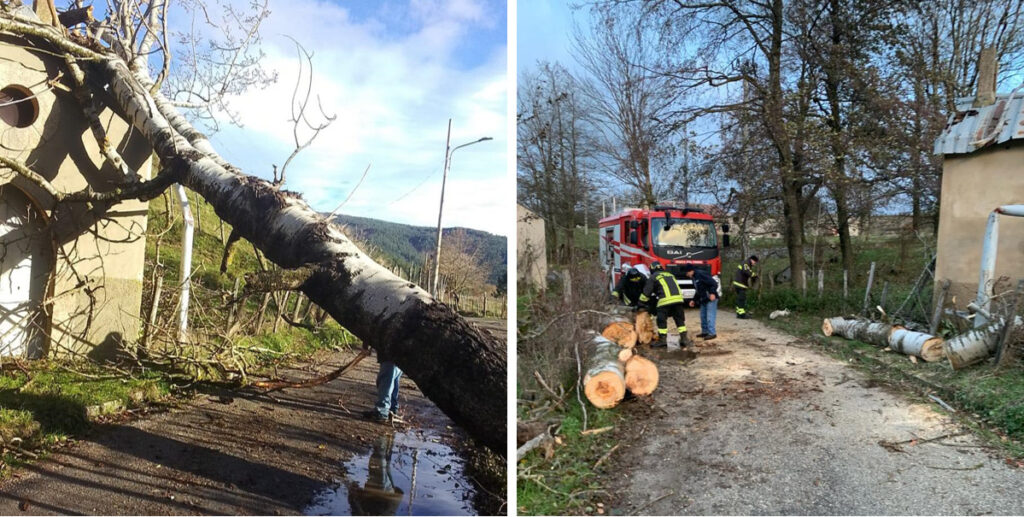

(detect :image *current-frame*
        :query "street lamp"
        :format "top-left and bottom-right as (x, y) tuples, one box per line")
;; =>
(432, 120), (492, 297)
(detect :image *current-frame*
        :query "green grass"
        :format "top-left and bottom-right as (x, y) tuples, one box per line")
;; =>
(517, 402), (619, 516)
(0, 362), (170, 450)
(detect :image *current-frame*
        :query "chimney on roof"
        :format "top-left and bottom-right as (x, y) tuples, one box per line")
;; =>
(974, 47), (998, 108)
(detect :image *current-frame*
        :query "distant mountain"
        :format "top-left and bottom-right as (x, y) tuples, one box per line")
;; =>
(330, 214), (507, 287)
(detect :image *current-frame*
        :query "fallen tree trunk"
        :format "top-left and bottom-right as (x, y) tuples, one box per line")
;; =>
(888, 328), (944, 362)
(822, 317), (893, 347)
(944, 317), (1023, 370)
(583, 336), (626, 409)
(624, 355), (658, 396)
(0, 16), (505, 453)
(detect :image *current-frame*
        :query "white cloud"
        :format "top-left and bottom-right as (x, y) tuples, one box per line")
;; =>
(200, 0), (508, 235)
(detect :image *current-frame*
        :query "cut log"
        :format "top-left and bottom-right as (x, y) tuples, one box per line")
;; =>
(888, 328), (945, 362)
(618, 347), (634, 362)
(822, 317), (893, 347)
(635, 310), (657, 345)
(583, 336), (626, 409)
(602, 321), (637, 348)
(944, 316), (1024, 370)
(624, 355), (659, 396)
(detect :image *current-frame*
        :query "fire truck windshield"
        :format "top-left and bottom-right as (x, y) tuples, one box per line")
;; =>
(652, 218), (717, 248)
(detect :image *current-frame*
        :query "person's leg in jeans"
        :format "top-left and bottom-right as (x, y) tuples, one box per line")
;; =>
(374, 361), (400, 418)
(388, 367), (403, 416)
(705, 298), (718, 337)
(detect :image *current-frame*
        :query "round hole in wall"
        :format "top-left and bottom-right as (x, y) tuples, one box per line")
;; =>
(0, 85), (39, 129)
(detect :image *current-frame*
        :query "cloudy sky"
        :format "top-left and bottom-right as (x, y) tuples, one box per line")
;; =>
(193, 0), (508, 236)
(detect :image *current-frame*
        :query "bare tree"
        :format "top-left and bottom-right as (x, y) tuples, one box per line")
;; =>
(518, 61), (595, 264)
(573, 3), (681, 207)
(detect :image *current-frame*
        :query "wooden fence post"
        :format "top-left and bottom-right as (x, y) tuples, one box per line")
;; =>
(879, 281), (889, 310)
(930, 280), (950, 336)
(273, 291), (291, 333)
(226, 277), (241, 330)
(255, 292), (271, 332)
(142, 276), (163, 349)
(862, 262), (876, 315)
(817, 269), (824, 297)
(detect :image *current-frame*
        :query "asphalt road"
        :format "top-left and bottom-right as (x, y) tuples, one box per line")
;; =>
(0, 315), (507, 516)
(608, 311), (1024, 515)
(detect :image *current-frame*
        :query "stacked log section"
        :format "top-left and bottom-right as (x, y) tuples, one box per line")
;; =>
(944, 317), (1023, 370)
(888, 328), (945, 362)
(635, 310), (657, 345)
(583, 335), (627, 408)
(624, 355), (659, 396)
(602, 320), (638, 348)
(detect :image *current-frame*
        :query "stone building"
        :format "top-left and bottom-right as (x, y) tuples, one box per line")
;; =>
(932, 49), (1024, 309)
(517, 204), (547, 289)
(0, 33), (152, 357)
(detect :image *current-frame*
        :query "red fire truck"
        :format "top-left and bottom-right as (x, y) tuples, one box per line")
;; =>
(598, 205), (729, 300)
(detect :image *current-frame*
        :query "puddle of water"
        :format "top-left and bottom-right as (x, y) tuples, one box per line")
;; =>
(303, 430), (477, 516)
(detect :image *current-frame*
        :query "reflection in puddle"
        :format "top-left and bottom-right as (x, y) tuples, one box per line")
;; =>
(303, 430), (477, 516)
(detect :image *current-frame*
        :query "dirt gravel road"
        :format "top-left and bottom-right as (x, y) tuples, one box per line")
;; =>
(609, 311), (1024, 515)
(0, 318), (505, 515)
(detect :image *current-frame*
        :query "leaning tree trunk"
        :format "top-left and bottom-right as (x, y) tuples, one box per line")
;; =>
(115, 68), (505, 451)
(0, 17), (506, 452)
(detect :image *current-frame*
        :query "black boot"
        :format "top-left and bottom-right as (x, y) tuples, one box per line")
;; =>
(651, 336), (667, 348)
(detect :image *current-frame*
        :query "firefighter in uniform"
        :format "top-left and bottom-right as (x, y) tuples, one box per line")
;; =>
(733, 255), (759, 319)
(612, 263), (650, 309)
(640, 262), (691, 348)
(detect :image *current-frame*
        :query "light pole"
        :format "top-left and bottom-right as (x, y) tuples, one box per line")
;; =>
(432, 119), (492, 297)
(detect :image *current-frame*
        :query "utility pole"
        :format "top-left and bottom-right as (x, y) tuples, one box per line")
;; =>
(431, 120), (493, 297)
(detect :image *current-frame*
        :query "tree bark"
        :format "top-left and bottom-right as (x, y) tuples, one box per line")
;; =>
(0, 21), (508, 452)
(584, 335), (626, 409)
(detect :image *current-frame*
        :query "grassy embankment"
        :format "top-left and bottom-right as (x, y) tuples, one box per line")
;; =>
(518, 228), (623, 515)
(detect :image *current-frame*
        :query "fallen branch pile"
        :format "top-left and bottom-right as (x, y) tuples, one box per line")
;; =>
(583, 310), (660, 408)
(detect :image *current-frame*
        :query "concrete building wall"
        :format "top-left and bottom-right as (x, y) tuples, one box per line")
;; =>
(0, 36), (152, 357)
(517, 205), (547, 289)
(935, 144), (1024, 309)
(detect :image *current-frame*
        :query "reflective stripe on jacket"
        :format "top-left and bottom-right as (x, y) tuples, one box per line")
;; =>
(733, 261), (757, 289)
(640, 271), (684, 307)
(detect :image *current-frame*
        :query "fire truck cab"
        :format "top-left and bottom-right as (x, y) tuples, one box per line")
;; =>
(599, 205), (727, 301)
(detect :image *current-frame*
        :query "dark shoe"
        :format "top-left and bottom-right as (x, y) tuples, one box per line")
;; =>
(651, 338), (667, 348)
(704, 334), (717, 341)
(696, 333), (707, 338)
(680, 334), (694, 348)
(362, 410), (388, 423)
(737, 314), (749, 319)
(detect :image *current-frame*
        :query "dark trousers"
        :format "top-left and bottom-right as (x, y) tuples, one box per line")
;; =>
(735, 287), (748, 316)
(656, 303), (686, 335)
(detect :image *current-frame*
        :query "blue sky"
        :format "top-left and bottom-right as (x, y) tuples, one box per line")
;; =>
(183, 0), (509, 235)
(517, 0), (579, 73)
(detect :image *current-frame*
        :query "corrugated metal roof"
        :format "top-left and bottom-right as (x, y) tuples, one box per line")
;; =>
(934, 93), (1024, 155)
